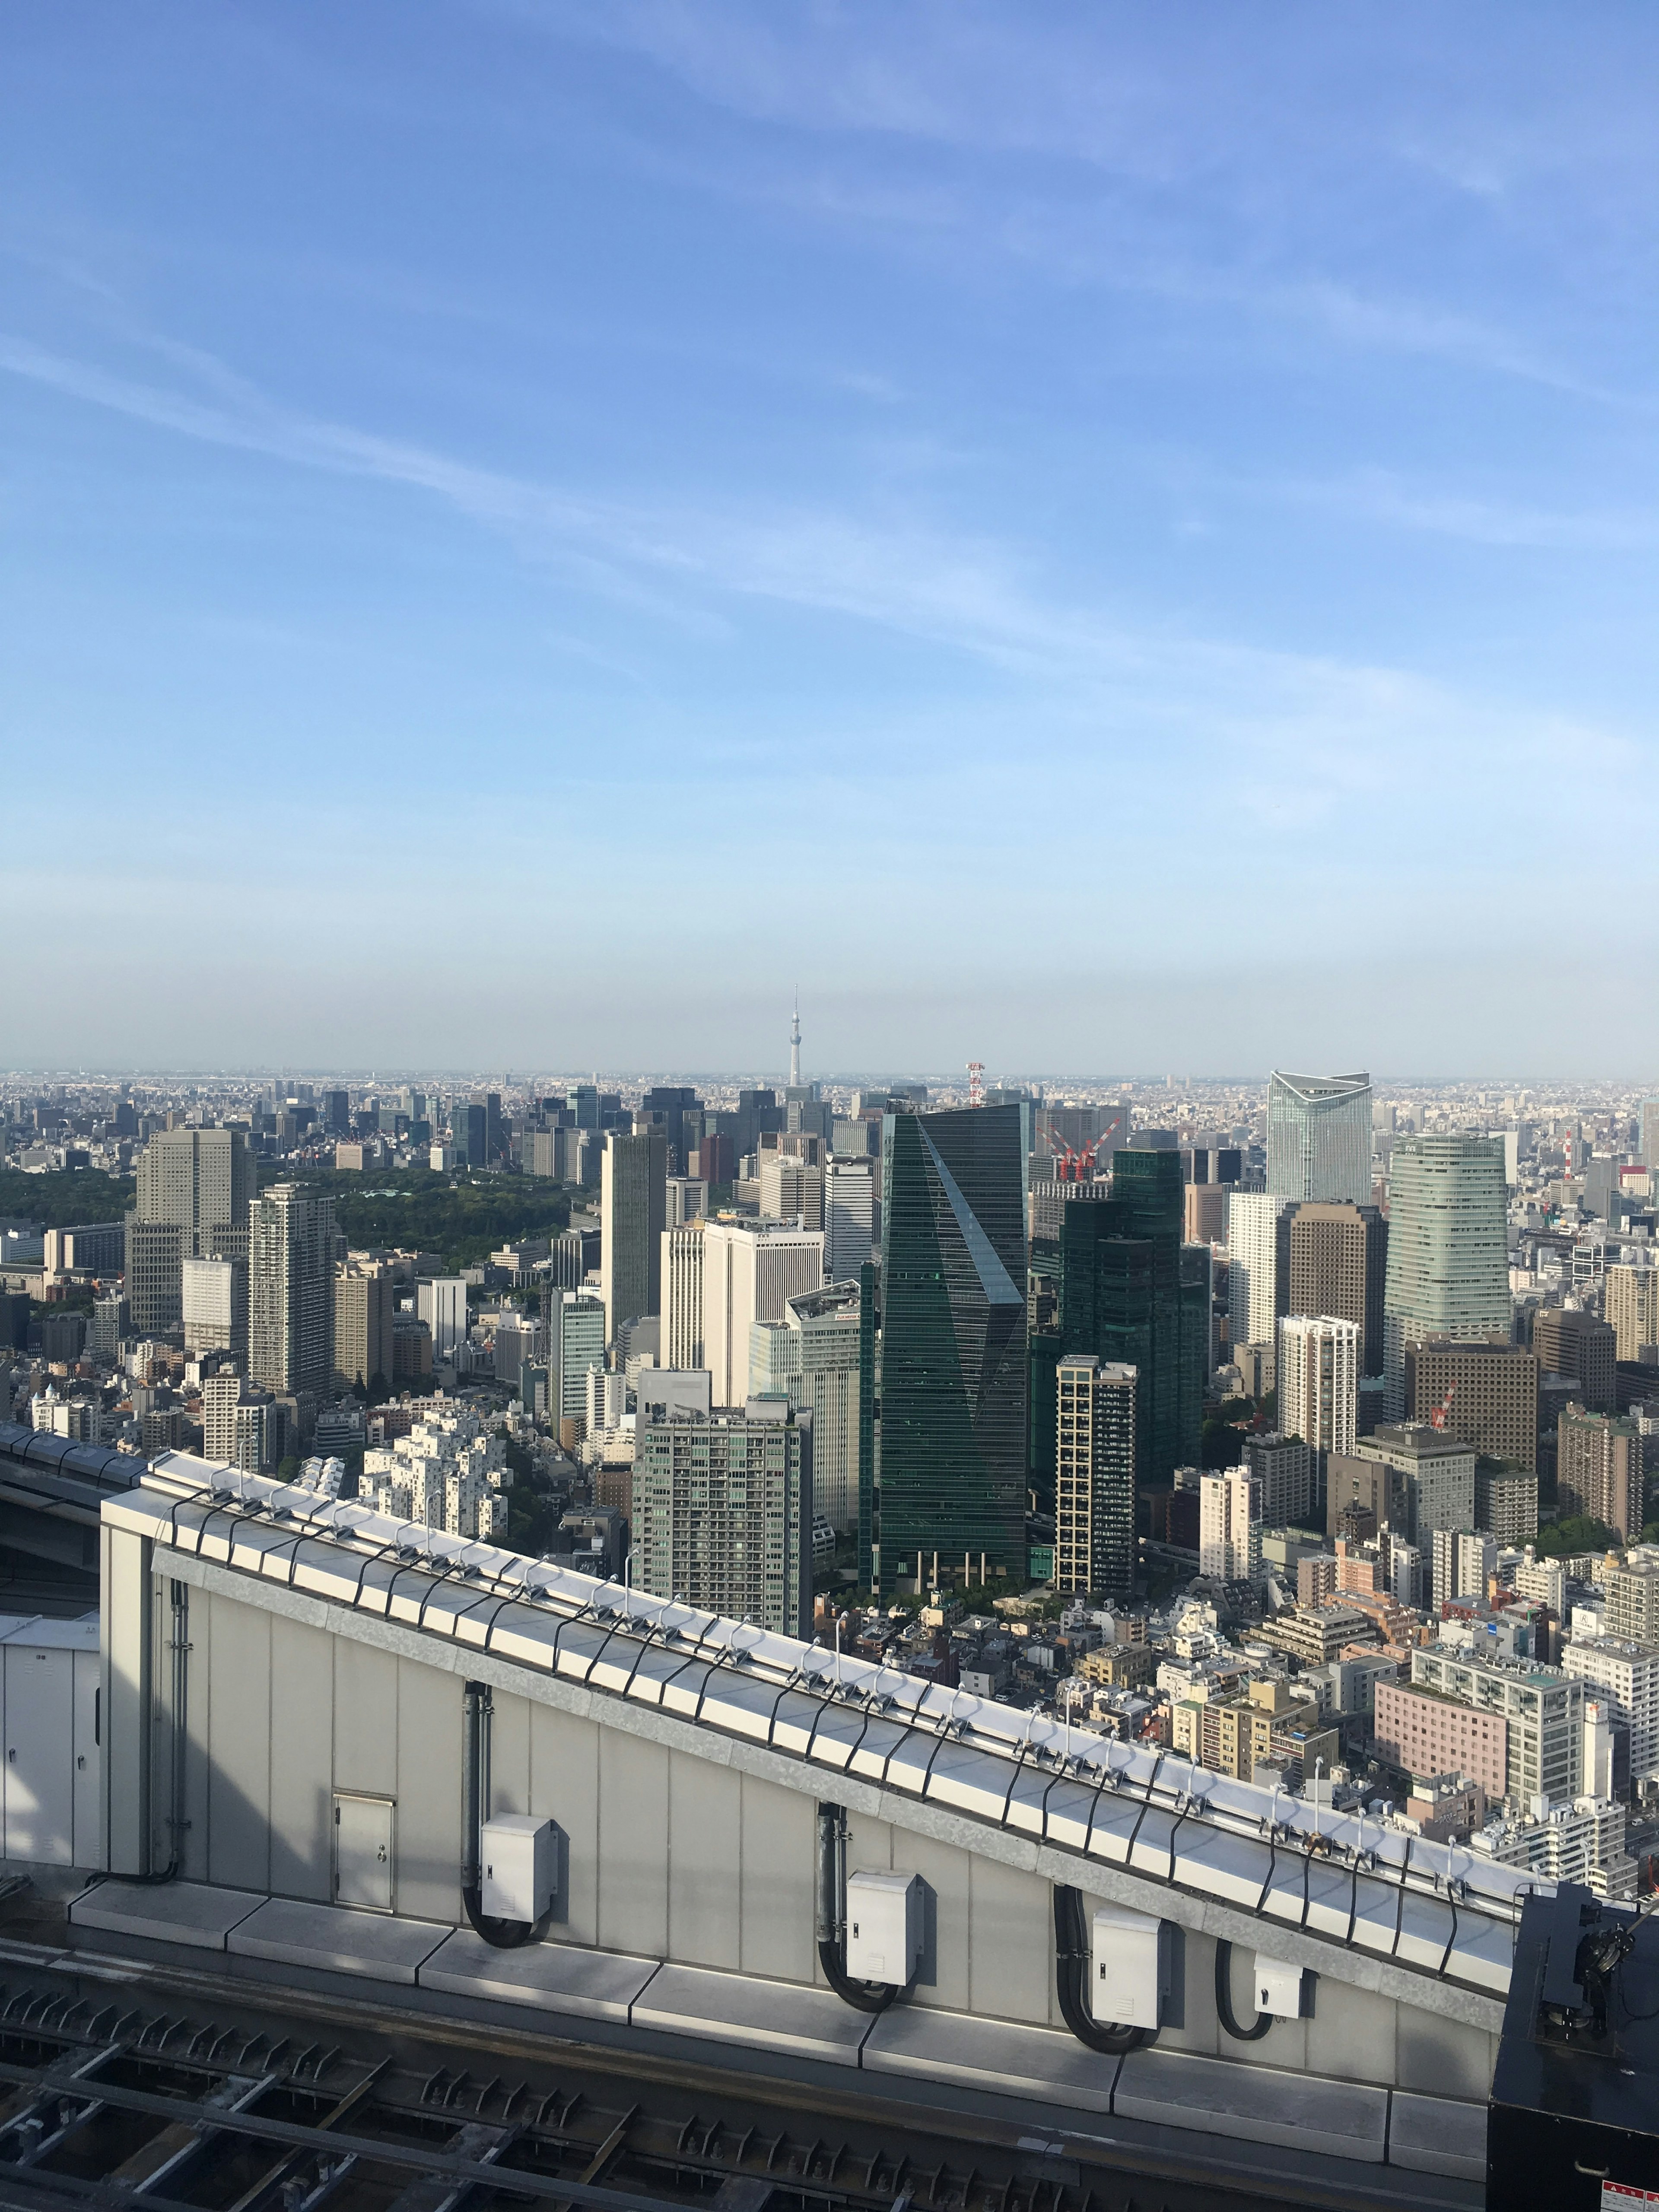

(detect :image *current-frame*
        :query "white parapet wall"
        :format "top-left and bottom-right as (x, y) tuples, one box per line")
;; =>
(95, 1456), (1534, 2106)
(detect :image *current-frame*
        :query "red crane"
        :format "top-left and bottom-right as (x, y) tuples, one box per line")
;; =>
(1430, 1381), (1459, 1431)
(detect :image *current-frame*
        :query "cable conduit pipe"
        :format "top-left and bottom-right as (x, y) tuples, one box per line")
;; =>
(115, 1579), (189, 1886)
(814, 1802), (901, 2015)
(459, 1680), (548, 1950)
(1052, 1885), (1148, 2054)
(1214, 1937), (1274, 2040)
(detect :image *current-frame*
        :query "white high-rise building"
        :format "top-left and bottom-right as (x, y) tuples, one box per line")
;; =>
(417, 1278), (469, 1363)
(1266, 1071), (1373, 1206)
(1383, 1134), (1511, 1418)
(182, 1255), (246, 1364)
(1277, 1314), (1360, 1460)
(1199, 1467), (1258, 1582)
(662, 1224), (706, 1372)
(758, 1154), (824, 1231)
(1563, 1638), (1659, 1783)
(701, 1219), (824, 1409)
(1227, 1192), (1287, 1357)
(823, 1160), (876, 1281)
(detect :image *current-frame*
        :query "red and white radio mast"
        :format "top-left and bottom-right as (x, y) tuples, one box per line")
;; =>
(966, 1062), (985, 1108)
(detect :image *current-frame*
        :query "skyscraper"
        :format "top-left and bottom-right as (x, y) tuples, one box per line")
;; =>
(1382, 1134), (1510, 1418)
(823, 1160), (876, 1281)
(1267, 1072), (1373, 1206)
(1226, 1191), (1288, 1364)
(1285, 1202), (1388, 1377)
(553, 1292), (607, 1438)
(1276, 1314), (1360, 1462)
(1061, 1148), (1201, 1486)
(334, 1265), (394, 1393)
(127, 1126), (252, 1334)
(417, 1278), (468, 1363)
(700, 1218), (824, 1408)
(1557, 1406), (1641, 1542)
(181, 1256), (248, 1366)
(661, 1222), (705, 1370)
(875, 1103), (1028, 1594)
(1533, 1308), (1616, 1415)
(632, 1399), (813, 1635)
(786, 1280), (863, 1529)
(1053, 1355), (1136, 1602)
(1199, 1466), (1257, 1581)
(249, 1183), (337, 1407)
(1608, 1264), (1659, 1365)
(600, 1128), (667, 1344)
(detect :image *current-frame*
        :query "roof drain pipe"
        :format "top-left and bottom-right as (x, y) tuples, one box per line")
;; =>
(461, 1679), (547, 1950)
(118, 1578), (189, 1886)
(1053, 1886), (1150, 2054)
(815, 1802), (899, 2014)
(1214, 1938), (1274, 2040)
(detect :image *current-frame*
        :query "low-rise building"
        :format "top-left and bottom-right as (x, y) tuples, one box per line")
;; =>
(359, 1403), (511, 1541)
(1470, 1795), (1637, 1901)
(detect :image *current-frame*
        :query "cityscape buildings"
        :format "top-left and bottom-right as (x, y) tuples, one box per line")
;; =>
(1265, 1071), (1373, 1206)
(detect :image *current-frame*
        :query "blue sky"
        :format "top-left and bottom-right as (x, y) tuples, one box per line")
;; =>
(4, 3), (1656, 1075)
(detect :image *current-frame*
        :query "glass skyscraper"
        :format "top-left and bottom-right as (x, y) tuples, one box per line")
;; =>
(1059, 1148), (1204, 1486)
(1383, 1133), (1511, 1418)
(1267, 1071), (1373, 1205)
(871, 1103), (1028, 1595)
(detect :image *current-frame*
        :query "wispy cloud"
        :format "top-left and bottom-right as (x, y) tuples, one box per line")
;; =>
(5, 320), (1648, 867)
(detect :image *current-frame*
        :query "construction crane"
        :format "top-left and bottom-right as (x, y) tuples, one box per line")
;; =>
(966, 1062), (985, 1108)
(1430, 1380), (1459, 1431)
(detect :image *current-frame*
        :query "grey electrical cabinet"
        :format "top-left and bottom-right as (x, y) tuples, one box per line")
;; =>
(481, 1814), (557, 1923)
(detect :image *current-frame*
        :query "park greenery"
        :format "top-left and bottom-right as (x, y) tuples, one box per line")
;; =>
(2, 1165), (570, 1278)
(269, 1166), (570, 1271)
(0, 1168), (135, 1227)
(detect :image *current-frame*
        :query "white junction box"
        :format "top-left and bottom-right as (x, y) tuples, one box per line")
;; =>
(845, 1869), (923, 1984)
(480, 1815), (558, 1923)
(1252, 1954), (1308, 2019)
(1090, 1901), (1169, 2031)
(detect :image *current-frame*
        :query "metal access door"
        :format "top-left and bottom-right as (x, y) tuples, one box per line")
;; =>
(333, 1793), (394, 1912)
(5, 1648), (74, 1865)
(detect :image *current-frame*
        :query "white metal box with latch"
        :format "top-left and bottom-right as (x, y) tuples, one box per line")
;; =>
(845, 1869), (923, 1984)
(1090, 1901), (1170, 2030)
(481, 1815), (558, 1923)
(1252, 1954), (1310, 2018)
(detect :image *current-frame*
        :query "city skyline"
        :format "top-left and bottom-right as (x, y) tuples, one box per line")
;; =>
(6, 6), (1657, 1069)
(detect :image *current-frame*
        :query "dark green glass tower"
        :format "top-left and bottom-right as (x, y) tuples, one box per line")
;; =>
(873, 1103), (1028, 1595)
(1058, 1148), (1201, 1487)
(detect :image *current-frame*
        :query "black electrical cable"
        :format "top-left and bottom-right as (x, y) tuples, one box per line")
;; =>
(1214, 1937), (1274, 2040)
(1052, 1886), (1149, 2054)
(817, 1936), (900, 2014)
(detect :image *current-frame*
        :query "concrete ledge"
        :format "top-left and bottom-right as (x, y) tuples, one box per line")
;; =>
(862, 2004), (1119, 2116)
(1388, 2090), (1487, 2182)
(69, 1878), (264, 1951)
(229, 1897), (449, 1984)
(420, 1928), (659, 2022)
(1114, 2046), (1389, 2164)
(631, 1963), (874, 2066)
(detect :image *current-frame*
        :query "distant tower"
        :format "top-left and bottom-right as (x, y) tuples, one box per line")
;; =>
(790, 993), (802, 1087)
(967, 1062), (985, 1108)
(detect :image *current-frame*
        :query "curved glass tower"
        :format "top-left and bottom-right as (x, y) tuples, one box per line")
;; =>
(1267, 1070), (1373, 1205)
